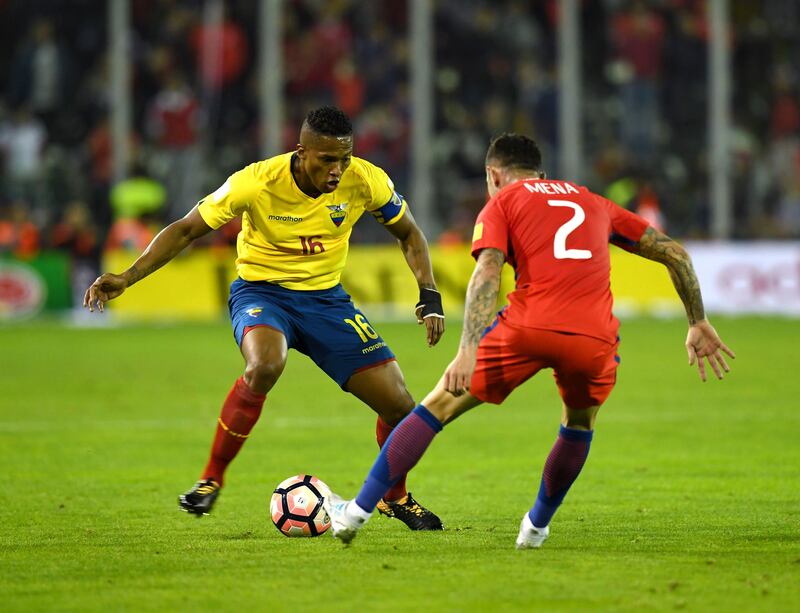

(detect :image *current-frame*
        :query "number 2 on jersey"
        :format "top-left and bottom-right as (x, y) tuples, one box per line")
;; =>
(546, 199), (592, 260)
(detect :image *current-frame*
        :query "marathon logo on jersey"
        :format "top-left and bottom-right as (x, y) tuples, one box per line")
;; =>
(327, 202), (348, 227)
(246, 307), (263, 317)
(268, 215), (304, 223)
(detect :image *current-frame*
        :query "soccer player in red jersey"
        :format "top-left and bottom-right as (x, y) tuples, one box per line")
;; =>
(325, 133), (735, 547)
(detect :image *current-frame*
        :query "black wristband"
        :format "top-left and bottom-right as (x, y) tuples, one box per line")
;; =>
(416, 288), (444, 319)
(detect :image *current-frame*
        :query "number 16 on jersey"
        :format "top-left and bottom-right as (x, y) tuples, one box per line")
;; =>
(300, 236), (325, 255)
(344, 314), (378, 343)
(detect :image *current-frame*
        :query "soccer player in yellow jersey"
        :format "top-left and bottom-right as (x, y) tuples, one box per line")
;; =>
(84, 107), (446, 530)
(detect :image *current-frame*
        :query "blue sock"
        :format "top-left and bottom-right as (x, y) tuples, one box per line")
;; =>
(529, 425), (593, 528)
(354, 404), (442, 513)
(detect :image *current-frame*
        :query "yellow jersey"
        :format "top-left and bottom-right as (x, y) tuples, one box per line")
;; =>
(197, 152), (407, 290)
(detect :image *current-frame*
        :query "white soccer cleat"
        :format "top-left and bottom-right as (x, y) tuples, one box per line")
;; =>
(515, 513), (549, 549)
(323, 492), (369, 545)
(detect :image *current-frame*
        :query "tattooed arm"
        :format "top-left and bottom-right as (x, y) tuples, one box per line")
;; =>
(631, 227), (736, 381)
(84, 205), (213, 312)
(443, 248), (505, 395)
(632, 227), (704, 323)
(459, 248), (505, 351)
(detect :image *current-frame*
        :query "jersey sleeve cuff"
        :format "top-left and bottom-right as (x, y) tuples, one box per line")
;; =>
(197, 202), (225, 230)
(471, 244), (508, 260)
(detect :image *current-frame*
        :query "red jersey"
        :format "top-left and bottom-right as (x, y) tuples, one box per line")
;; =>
(471, 178), (650, 344)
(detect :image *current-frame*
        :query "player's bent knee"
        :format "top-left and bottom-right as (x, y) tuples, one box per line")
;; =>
(244, 359), (285, 392)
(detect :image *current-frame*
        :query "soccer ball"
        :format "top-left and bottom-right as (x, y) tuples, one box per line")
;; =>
(270, 474), (331, 537)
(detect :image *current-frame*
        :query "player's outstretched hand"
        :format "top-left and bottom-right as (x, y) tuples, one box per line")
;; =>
(685, 320), (735, 382)
(443, 349), (477, 396)
(415, 288), (445, 347)
(83, 273), (128, 313)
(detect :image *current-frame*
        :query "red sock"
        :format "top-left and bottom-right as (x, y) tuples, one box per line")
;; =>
(202, 377), (266, 486)
(376, 417), (408, 501)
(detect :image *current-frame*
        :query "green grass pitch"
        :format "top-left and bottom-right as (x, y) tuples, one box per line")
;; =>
(1, 317), (798, 611)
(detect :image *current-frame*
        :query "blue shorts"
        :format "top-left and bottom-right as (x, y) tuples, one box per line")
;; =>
(228, 278), (396, 388)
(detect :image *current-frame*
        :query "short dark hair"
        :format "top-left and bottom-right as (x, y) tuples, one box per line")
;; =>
(304, 106), (353, 137)
(486, 133), (543, 172)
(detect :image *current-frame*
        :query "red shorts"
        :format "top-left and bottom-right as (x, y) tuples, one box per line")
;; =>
(469, 318), (620, 409)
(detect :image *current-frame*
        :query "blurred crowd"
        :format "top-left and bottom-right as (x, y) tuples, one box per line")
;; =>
(1, 0), (799, 271)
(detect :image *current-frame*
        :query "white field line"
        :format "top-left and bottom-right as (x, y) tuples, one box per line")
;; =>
(0, 415), (366, 433)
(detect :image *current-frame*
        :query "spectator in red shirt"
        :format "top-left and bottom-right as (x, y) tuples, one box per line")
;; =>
(770, 68), (800, 139)
(333, 56), (365, 117)
(146, 70), (200, 221)
(190, 17), (248, 91)
(0, 201), (40, 259)
(51, 200), (100, 309)
(610, 1), (666, 164)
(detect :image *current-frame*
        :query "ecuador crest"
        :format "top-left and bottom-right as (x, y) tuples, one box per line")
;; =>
(327, 202), (348, 227)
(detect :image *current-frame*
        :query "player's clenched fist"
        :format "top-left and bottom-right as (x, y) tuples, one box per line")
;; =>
(83, 273), (128, 312)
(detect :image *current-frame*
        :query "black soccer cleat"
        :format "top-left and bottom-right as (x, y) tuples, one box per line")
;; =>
(179, 478), (221, 516)
(376, 492), (443, 531)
